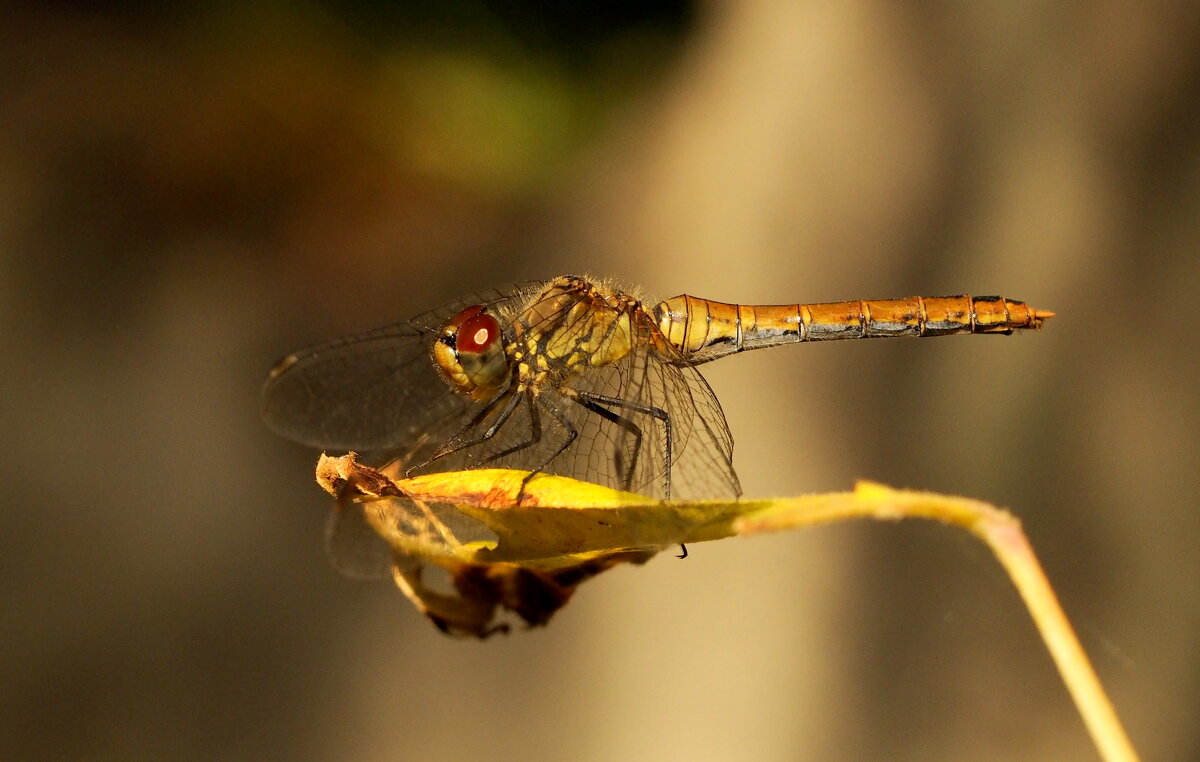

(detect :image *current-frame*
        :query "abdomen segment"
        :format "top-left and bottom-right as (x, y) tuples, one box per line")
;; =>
(652, 294), (1054, 363)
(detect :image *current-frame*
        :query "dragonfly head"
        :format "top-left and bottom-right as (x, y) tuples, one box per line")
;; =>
(432, 305), (511, 402)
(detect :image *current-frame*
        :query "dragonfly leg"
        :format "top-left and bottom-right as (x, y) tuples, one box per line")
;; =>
(572, 394), (643, 493)
(406, 389), (523, 475)
(481, 398), (542, 463)
(574, 391), (673, 500)
(576, 391), (685, 556)
(513, 398), (578, 502)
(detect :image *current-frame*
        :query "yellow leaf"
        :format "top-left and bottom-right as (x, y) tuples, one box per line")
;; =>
(310, 453), (1139, 762)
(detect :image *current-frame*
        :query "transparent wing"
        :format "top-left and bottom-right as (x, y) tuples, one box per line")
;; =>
(262, 325), (456, 451)
(324, 501), (394, 579)
(261, 284), (534, 452)
(324, 487), (499, 580)
(556, 312), (740, 500)
(408, 281), (543, 332)
(672, 363), (740, 499)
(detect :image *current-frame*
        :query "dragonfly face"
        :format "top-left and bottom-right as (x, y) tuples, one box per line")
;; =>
(431, 305), (512, 402)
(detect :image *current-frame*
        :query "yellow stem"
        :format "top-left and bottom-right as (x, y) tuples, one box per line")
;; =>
(734, 482), (1139, 762)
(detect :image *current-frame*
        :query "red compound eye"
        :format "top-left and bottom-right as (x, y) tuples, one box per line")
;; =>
(454, 309), (500, 353)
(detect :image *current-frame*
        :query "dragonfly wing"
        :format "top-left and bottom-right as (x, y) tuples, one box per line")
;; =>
(325, 500), (394, 579)
(262, 325), (466, 451)
(325, 489), (500, 579)
(262, 284), (533, 453)
(553, 318), (740, 501)
(669, 360), (740, 499)
(409, 281), (544, 332)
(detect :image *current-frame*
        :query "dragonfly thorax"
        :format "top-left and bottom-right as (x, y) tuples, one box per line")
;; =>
(432, 305), (512, 402)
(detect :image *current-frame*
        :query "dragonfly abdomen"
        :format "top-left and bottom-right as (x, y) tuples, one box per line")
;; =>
(653, 294), (1053, 362)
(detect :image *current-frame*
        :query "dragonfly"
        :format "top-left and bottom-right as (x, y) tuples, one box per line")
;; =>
(263, 275), (1053, 504)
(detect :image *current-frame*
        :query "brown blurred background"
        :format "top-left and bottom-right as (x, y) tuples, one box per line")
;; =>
(3, 1), (1198, 759)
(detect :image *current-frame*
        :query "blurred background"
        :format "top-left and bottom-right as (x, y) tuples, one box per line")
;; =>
(3, 1), (1197, 759)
